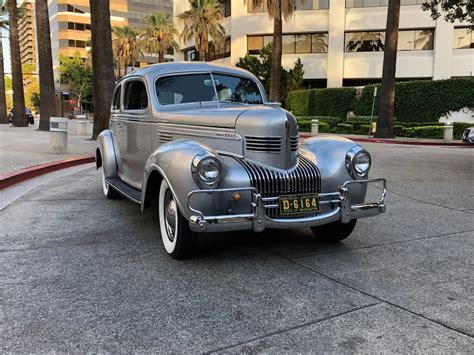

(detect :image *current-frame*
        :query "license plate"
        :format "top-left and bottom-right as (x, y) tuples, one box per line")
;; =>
(279, 194), (320, 215)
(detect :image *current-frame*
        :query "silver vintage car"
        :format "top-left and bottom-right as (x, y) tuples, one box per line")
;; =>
(96, 62), (387, 258)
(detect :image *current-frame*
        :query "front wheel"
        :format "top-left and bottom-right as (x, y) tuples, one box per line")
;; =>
(158, 179), (198, 259)
(100, 167), (120, 199)
(310, 219), (357, 243)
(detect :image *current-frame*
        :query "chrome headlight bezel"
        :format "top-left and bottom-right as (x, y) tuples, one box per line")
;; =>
(191, 151), (222, 189)
(345, 146), (371, 179)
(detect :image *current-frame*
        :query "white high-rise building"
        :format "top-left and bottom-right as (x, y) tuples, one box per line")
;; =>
(174, 0), (473, 88)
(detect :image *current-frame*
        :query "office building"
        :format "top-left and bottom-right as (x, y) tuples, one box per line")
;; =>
(174, 0), (474, 88)
(18, 0), (37, 66)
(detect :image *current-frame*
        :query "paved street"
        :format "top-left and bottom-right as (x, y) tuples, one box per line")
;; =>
(1, 143), (473, 352)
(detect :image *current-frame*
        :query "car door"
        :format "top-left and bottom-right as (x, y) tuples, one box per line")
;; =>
(117, 78), (153, 190)
(110, 84), (124, 176)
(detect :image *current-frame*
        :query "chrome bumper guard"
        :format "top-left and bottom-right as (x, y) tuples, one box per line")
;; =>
(187, 178), (387, 233)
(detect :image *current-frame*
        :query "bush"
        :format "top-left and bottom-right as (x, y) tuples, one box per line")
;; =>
(286, 87), (356, 118)
(286, 90), (311, 116)
(354, 78), (474, 122)
(334, 123), (354, 134)
(354, 124), (371, 135)
(454, 122), (472, 139)
(403, 126), (444, 139)
(295, 119), (332, 133)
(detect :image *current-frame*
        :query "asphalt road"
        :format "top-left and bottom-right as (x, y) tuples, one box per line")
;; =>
(1, 143), (473, 352)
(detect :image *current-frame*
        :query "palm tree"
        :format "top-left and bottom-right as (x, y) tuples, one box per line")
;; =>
(142, 12), (179, 63)
(112, 25), (142, 77)
(250, 0), (298, 102)
(89, 0), (115, 140)
(0, 1), (8, 124)
(178, 0), (226, 62)
(35, 0), (56, 131)
(7, 0), (26, 126)
(376, 0), (400, 138)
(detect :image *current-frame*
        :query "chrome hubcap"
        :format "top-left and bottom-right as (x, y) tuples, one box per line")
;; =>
(164, 189), (177, 242)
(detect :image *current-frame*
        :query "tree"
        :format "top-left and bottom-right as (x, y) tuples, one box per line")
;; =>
(142, 12), (179, 63)
(249, 1), (300, 102)
(59, 52), (92, 113)
(178, 0), (226, 61)
(421, 0), (473, 23)
(376, 0), (400, 138)
(35, 0), (56, 131)
(7, 0), (26, 126)
(0, 1), (8, 124)
(89, 0), (115, 140)
(236, 43), (304, 101)
(112, 25), (142, 77)
(22, 63), (39, 111)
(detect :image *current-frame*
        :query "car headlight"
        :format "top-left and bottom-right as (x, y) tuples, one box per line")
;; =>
(191, 151), (222, 188)
(346, 147), (371, 179)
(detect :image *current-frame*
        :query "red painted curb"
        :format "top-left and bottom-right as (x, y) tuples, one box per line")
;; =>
(0, 155), (95, 190)
(300, 134), (473, 147)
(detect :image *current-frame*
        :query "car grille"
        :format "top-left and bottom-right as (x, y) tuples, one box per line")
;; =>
(245, 136), (282, 153)
(240, 155), (321, 218)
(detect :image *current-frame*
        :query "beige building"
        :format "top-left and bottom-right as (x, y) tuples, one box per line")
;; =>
(18, 0), (36, 66)
(174, 1), (474, 88)
(48, 0), (173, 68)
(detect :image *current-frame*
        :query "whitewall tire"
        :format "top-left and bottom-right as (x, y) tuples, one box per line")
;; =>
(158, 179), (197, 259)
(100, 167), (119, 199)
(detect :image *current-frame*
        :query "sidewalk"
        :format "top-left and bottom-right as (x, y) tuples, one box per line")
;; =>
(0, 123), (96, 175)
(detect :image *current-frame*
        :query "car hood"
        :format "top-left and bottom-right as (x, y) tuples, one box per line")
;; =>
(157, 104), (278, 128)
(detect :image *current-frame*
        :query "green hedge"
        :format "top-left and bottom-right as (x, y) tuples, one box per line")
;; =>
(402, 126), (444, 139)
(286, 87), (356, 118)
(354, 78), (474, 122)
(454, 122), (472, 139)
(295, 119), (331, 133)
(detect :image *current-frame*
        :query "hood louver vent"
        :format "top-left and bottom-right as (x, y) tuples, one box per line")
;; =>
(245, 136), (282, 153)
(290, 135), (299, 151)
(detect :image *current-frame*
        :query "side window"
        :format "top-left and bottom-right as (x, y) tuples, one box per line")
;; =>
(112, 85), (121, 111)
(124, 80), (148, 110)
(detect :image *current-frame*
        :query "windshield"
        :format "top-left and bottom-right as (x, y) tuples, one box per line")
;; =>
(155, 73), (264, 105)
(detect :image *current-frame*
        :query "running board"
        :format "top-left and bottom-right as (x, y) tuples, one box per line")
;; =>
(106, 177), (141, 204)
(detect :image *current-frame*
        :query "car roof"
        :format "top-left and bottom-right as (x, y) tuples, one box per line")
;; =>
(120, 62), (259, 82)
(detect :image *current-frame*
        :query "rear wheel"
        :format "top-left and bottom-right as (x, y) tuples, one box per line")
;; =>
(158, 179), (198, 259)
(310, 219), (357, 243)
(100, 167), (120, 199)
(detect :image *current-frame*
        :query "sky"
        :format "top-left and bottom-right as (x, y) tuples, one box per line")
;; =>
(1, 13), (11, 74)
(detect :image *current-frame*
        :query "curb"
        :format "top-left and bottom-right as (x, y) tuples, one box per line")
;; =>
(0, 155), (95, 190)
(300, 134), (473, 147)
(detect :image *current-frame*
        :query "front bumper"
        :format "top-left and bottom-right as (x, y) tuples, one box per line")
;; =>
(187, 178), (387, 233)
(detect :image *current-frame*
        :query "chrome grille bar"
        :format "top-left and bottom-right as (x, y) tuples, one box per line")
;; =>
(240, 155), (321, 218)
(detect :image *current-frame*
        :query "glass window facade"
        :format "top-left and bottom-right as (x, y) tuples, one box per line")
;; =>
(249, 0), (329, 12)
(208, 37), (231, 61)
(345, 29), (433, 52)
(248, 33), (328, 54)
(346, 0), (422, 7)
(453, 27), (474, 49)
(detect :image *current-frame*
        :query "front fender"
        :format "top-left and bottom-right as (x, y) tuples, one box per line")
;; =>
(141, 139), (251, 218)
(300, 135), (367, 204)
(97, 129), (117, 178)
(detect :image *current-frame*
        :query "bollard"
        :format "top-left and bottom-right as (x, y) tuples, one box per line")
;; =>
(49, 117), (68, 153)
(76, 120), (87, 136)
(443, 122), (453, 142)
(311, 119), (319, 135)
